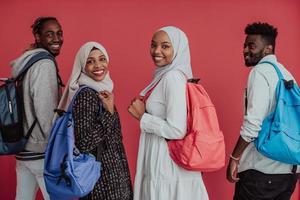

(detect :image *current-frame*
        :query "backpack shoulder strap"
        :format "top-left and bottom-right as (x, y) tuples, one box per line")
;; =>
(17, 52), (59, 140)
(66, 86), (102, 113)
(259, 61), (284, 80)
(143, 81), (160, 102)
(15, 51), (56, 81)
(66, 86), (89, 112)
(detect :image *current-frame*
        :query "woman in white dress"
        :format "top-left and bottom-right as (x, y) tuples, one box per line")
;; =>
(128, 26), (209, 200)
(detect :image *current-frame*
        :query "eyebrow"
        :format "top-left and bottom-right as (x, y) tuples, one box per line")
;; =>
(44, 30), (63, 34)
(87, 54), (106, 59)
(151, 40), (171, 44)
(244, 41), (255, 45)
(44, 30), (54, 33)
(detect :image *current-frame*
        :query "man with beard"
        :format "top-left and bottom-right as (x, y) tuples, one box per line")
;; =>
(11, 16), (64, 200)
(226, 22), (298, 200)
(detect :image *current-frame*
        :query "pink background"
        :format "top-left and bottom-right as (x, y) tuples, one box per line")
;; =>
(0, 0), (299, 199)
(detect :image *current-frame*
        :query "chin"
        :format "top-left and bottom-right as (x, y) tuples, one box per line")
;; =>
(95, 76), (105, 82)
(156, 63), (168, 68)
(244, 60), (254, 67)
(49, 50), (60, 57)
(245, 62), (251, 67)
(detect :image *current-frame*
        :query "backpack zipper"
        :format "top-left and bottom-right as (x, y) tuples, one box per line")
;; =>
(4, 84), (14, 123)
(8, 101), (12, 113)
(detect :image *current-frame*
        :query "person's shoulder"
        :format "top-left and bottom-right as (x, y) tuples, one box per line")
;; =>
(163, 70), (186, 82)
(77, 87), (98, 97)
(248, 64), (270, 83)
(73, 87), (99, 106)
(34, 57), (56, 69)
(160, 70), (186, 91)
(29, 58), (57, 78)
(249, 61), (280, 85)
(254, 62), (275, 73)
(253, 55), (282, 75)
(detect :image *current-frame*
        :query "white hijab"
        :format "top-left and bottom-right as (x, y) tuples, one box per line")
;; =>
(58, 41), (114, 111)
(140, 26), (193, 96)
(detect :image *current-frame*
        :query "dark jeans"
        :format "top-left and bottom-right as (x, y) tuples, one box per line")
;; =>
(234, 169), (298, 200)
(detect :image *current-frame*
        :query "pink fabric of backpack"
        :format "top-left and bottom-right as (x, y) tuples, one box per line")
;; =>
(144, 78), (225, 172)
(168, 79), (225, 172)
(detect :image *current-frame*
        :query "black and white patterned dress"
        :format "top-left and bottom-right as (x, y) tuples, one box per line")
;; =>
(72, 87), (133, 200)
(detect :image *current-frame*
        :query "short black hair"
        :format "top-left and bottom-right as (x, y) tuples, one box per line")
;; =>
(245, 22), (278, 53)
(31, 16), (59, 35)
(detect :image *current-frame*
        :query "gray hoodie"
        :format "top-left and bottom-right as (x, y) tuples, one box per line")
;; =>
(11, 48), (60, 153)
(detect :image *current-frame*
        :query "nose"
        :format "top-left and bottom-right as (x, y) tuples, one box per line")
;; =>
(53, 33), (62, 42)
(94, 60), (102, 68)
(154, 46), (161, 55)
(243, 46), (249, 55)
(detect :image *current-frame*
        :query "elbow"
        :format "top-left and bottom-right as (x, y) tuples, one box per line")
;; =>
(240, 134), (254, 143)
(74, 140), (88, 153)
(240, 117), (262, 142)
(167, 126), (187, 140)
(240, 126), (259, 143)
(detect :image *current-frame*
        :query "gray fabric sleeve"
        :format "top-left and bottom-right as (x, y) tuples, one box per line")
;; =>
(30, 59), (58, 140)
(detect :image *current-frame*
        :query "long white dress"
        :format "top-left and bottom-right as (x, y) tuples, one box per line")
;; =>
(134, 70), (209, 200)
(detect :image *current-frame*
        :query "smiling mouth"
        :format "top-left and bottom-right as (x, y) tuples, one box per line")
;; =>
(50, 44), (61, 50)
(244, 53), (251, 59)
(153, 56), (165, 61)
(93, 70), (105, 76)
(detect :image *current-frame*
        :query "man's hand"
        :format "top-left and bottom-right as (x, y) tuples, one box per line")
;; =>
(226, 136), (250, 183)
(226, 158), (240, 183)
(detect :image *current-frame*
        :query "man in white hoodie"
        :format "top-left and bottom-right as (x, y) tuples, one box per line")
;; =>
(11, 16), (63, 200)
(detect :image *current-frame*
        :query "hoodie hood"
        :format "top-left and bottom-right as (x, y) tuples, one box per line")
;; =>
(11, 48), (49, 78)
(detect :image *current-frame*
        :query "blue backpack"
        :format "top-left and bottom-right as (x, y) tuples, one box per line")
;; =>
(44, 86), (101, 200)
(254, 61), (300, 165)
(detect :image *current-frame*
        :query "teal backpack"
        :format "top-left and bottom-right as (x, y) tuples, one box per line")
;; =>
(254, 61), (300, 165)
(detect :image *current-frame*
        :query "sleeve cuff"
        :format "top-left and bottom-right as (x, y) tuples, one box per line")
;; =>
(240, 132), (255, 143)
(140, 113), (157, 134)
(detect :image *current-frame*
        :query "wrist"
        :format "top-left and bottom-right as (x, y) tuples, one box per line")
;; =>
(138, 111), (146, 120)
(138, 113), (144, 121)
(108, 108), (114, 115)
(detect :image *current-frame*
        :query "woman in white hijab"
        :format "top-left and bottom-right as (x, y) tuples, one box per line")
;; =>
(128, 27), (209, 200)
(60, 41), (133, 200)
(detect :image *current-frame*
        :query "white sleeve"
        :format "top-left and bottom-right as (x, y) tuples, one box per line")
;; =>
(140, 71), (187, 139)
(240, 69), (270, 142)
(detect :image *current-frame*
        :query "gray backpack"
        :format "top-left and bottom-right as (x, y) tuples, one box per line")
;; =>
(0, 51), (60, 155)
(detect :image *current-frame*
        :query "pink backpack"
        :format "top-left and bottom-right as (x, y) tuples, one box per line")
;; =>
(145, 77), (225, 172)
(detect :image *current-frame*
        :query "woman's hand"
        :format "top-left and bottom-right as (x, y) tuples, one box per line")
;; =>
(128, 97), (145, 120)
(99, 91), (114, 115)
